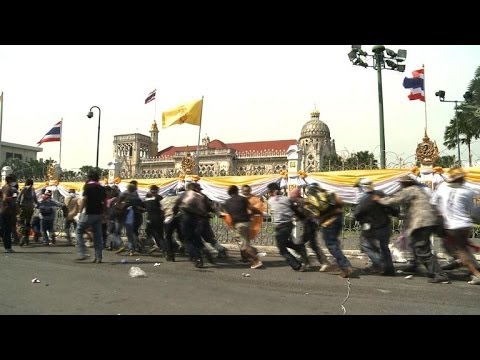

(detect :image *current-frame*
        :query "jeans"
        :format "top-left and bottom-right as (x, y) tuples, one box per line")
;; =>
(410, 226), (445, 277)
(322, 215), (351, 270)
(41, 218), (55, 244)
(360, 226), (393, 272)
(180, 213), (203, 260)
(76, 214), (103, 260)
(274, 221), (303, 270)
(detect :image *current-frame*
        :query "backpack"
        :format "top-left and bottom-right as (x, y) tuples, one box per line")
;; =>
(110, 198), (128, 220)
(304, 186), (336, 217)
(19, 187), (35, 209)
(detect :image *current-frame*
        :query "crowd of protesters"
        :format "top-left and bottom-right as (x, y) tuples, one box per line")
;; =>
(1, 167), (480, 285)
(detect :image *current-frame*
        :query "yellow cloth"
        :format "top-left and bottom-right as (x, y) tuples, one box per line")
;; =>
(162, 98), (203, 128)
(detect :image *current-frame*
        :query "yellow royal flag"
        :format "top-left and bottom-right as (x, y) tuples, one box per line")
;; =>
(162, 98), (203, 128)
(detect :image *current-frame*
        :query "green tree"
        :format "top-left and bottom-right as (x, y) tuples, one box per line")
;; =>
(344, 151), (378, 170)
(443, 105), (480, 167)
(320, 154), (343, 171)
(443, 65), (480, 167)
(434, 155), (456, 168)
(77, 166), (107, 179)
(79, 166), (95, 177)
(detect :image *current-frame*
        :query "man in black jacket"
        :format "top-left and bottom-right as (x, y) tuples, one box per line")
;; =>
(353, 178), (399, 276)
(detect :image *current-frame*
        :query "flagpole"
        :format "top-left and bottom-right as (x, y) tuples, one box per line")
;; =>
(0, 92), (3, 165)
(422, 64), (428, 133)
(195, 96), (204, 175)
(59, 118), (63, 167)
(154, 91), (157, 121)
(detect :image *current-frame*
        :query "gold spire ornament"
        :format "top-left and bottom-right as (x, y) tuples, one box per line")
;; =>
(415, 130), (439, 165)
(181, 152), (196, 175)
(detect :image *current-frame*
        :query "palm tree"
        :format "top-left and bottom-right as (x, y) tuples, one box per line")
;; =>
(443, 65), (480, 167)
(443, 111), (479, 167)
(467, 65), (480, 106)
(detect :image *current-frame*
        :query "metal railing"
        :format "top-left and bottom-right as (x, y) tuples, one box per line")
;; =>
(49, 205), (406, 250)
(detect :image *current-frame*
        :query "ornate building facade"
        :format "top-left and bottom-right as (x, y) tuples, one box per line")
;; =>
(112, 109), (336, 178)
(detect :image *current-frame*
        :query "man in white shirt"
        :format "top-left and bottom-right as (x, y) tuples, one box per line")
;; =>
(432, 167), (480, 285)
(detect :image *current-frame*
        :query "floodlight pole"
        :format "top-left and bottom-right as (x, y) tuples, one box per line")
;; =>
(375, 55), (386, 170)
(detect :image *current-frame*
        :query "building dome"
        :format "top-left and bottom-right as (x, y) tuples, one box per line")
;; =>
(300, 109), (330, 139)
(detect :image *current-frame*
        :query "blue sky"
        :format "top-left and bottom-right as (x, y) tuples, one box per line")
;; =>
(0, 45), (479, 170)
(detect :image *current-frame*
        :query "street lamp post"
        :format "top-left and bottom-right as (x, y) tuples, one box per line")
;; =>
(348, 45), (407, 169)
(87, 106), (101, 170)
(434, 90), (473, 166)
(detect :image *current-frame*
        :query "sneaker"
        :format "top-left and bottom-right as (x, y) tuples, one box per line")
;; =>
(115, 246), (126, 254)
(362, 264), (382, 274)
(319, 263), (336, 272)
(339, 267), (358, 278)
(4, 248), (15, 253)
(194, 258), (204, 268)
(148, 245), (159, 254)
(428, 276), (450, 284)
(293, 264), (306, 272)
(250, 260), (263, 269)
(468, 275), (480, 285)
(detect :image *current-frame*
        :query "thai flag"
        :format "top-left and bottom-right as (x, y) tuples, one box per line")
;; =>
(37, 121), (62, 145)
(403, 68), (425, 102)
(145, 89), (156, 104)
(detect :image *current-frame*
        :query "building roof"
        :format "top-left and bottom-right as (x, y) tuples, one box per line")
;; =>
(157, 139), (297, 158)
(1, 141), (43, 152)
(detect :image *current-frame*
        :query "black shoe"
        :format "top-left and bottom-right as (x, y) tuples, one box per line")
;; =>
(402, 263), (417, 273)
(362, 265), (382, 274)
(203, 250), (215, 264)
(194, 258), (204, 268)
(177, 246), (186, 255)
(441, 260), (462, 271)
(381, 270), (396, 276)
(428, 275), (450, 284)
(216, 247), (228, 258)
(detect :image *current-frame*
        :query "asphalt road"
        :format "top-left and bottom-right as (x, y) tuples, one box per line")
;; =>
(1, 239), (480, 315)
